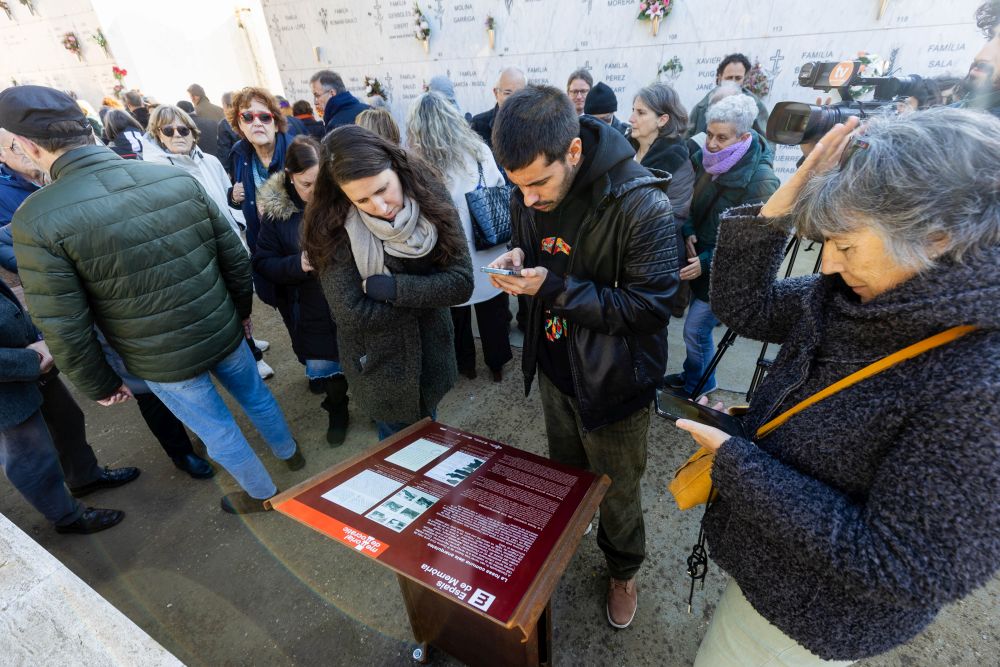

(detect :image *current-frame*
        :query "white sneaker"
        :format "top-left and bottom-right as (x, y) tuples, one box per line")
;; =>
(254, 339), (270, 353)
(256, 359), (275, 380)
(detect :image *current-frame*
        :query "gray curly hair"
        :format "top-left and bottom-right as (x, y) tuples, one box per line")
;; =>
(705, 94), (757, 135)
(791, 107), (1000, 271)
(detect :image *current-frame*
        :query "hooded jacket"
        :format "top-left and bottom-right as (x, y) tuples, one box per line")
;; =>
(704, 205), (1000, 660)
(253, 172), (339, 363)
(13, 146), (252, 399)
(513, 116), (679, 430)
(322, 90), (370, 133)
(685, 130), (779, 302)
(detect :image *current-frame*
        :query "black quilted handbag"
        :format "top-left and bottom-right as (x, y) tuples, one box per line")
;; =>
(465, 161), (513, 251)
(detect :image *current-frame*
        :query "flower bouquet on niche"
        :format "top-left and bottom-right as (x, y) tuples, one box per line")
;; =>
(19, 0), (34, 16)
(414, 4), (431, 54)
(91, 28), (111, 58)
(637, 0), (672, 37)
(1, 2), (12, 21)
(63, 31), (83, 61)
(485, 15), (495, 49)
(744, 60), (770, 98)
(364, 76), (388, 101)
(112, 65), (128, 99)
(658, 55), (683, 81)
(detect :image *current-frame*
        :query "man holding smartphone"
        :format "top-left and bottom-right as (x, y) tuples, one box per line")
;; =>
(487, 85), (678, 629)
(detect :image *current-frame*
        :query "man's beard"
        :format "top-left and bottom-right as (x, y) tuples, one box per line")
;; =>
(534, 160), (579, 212)
(959, 63), (1000, 98)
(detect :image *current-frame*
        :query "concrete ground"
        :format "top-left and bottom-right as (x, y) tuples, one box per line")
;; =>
(2, 249), (998, 665)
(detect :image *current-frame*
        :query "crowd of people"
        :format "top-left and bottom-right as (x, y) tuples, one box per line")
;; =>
(1, 2), (999, 665)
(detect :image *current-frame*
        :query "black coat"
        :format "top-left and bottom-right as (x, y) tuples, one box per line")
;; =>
(0, 279), (43, 431)
(513, 117), (679, 430)
(632, 134), (695, 223)
(252, 173), (338, 363)
(470, 105), (497, 149)
(191, 114), (218, 159)
(216, 119), (240, 175)
(296, 115), (325, 139)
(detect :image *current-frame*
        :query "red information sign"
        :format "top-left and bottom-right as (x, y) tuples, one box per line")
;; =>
(273, 422), (597, 624)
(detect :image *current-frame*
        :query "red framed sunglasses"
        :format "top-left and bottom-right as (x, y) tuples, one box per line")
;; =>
(239, 111), (274, 124)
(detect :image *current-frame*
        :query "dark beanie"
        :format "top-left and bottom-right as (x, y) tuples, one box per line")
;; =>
(584, 82), (617, 115)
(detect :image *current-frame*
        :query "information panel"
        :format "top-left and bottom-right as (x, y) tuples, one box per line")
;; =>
(272, 421), (598, 625)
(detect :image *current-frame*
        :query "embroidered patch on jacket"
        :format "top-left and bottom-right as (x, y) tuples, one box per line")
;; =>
(544, 313), (568, 341)
(540, 237), (572, 256)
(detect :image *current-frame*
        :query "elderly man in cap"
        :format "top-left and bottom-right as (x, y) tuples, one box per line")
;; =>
(584, 82), (629, 137)
(0, 85), (304, 515)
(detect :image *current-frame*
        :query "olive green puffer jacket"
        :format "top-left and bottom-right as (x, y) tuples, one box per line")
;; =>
(12, 146), (253, 400)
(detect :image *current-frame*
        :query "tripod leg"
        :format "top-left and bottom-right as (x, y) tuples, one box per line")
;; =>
(690, 328), (737, 398)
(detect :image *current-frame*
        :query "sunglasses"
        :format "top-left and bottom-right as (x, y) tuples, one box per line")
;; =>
(839, 136), (870, 172)
(160, 125), (191, 138)
(239, 111), (274, 124)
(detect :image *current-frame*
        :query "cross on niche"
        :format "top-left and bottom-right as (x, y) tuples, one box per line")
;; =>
(769, 49), (785, 76)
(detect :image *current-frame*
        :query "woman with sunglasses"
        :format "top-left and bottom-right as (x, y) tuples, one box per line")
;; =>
(226, 87), (295, 308)
(662, 93), (779, 398)
(302, 125), (474, 439)
(144, 105), (245, 246)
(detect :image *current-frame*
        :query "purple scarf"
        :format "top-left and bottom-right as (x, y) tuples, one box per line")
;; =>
(702, 135), (752, 179)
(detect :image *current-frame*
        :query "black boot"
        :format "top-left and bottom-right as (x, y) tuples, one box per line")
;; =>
(321, 375), (350, 446)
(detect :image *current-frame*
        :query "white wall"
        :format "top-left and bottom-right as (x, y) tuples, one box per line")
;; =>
(259, 0), (985, 180)
(0, 0), (284, 109)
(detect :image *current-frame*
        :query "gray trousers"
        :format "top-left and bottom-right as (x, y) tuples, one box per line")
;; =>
(537, 372), (650, 580)
(0, 376), (99, 525)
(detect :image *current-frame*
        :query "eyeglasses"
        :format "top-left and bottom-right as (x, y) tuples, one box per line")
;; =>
(839, 136), (870, 172)
(313, 89), (333, 101)
(160, 125), (191, 138)
(568, 89), (590, 98)
(239, 111), (274, 124)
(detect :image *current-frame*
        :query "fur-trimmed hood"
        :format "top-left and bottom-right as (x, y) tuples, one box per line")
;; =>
(257, 171), (299, 222)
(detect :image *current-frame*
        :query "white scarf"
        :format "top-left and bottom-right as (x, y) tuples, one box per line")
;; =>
(344, 196), (438, 279)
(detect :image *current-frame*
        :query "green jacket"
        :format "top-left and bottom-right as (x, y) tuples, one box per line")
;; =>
(684, 131), (779, 302)
(12, 145), (253, 399)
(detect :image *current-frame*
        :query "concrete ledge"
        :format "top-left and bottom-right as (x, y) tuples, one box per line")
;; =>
(0, 512), (183, 666)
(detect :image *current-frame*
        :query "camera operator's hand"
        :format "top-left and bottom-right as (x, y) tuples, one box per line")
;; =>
(762, 116), (861, 219)
(679, 256), (702, 281)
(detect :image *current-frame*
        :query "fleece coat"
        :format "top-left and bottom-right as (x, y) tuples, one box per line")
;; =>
(703, 205), (1000, 660)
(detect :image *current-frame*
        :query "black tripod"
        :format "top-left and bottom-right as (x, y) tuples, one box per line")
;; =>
(687, 236), (823, 402)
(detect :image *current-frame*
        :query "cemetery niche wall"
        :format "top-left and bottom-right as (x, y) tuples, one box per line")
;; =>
(261, 0), (984, 180)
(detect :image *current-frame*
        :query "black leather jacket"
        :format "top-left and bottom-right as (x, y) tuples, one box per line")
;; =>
(513, 118), (679, 430)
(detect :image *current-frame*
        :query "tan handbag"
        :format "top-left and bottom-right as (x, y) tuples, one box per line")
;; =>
(668, 325), (976, 510)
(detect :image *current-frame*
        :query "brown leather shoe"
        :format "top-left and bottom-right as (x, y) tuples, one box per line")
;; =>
(607, 577), (637, 628)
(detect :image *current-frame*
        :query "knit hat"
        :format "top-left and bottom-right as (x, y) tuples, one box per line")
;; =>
(0, 85), (91, 139)
(584, 82), (617, 115)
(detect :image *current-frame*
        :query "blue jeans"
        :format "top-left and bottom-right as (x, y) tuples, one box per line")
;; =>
(146, 343), (296, 499)
(682, 297), (720, 395)
(375, 409), (436, 441)
(305, 359), (342, 379)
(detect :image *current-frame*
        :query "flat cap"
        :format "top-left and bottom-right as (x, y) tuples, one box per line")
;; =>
(0, 85), (91, 139)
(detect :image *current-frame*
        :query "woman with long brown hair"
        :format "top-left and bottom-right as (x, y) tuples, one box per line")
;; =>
(302, 125), (473, 439)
